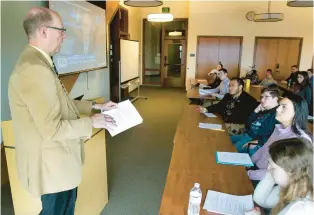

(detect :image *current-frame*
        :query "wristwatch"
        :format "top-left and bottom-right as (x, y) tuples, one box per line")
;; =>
(92, 101), (96, 109)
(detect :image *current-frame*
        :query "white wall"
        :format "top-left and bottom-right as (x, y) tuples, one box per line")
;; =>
(187, 1), (313, 83)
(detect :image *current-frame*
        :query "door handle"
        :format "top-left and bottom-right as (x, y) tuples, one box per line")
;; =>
(164, 56), (167, 67)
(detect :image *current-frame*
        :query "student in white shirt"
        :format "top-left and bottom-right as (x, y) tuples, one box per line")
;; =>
(246, 138), (314, 215)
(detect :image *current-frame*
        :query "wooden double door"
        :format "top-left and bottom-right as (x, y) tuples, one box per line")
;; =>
(254, 37), (302, 80)
(196, 36), (242, 79)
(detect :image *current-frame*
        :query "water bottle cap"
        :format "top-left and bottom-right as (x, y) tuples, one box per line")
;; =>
(194, 183), (200, 188)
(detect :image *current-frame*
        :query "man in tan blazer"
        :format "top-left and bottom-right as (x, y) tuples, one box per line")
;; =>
(8, 7), (116, 215)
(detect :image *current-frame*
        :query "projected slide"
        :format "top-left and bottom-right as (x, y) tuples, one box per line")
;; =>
(49, 0), (107, 74)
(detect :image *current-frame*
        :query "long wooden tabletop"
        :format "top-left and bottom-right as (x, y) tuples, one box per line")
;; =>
(159, 105), (254, 215)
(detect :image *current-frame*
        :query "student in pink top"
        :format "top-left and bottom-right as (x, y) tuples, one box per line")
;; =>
(247, 94), (312, 181)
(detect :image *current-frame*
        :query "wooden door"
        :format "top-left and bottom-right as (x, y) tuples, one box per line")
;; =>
(196, 37), (242, 79)
(196, 37), (219, 79)
(254, 37), (302, 81)
(162, 39), (187, 87)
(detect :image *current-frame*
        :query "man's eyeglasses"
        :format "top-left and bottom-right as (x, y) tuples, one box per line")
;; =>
(45, 26), (67, 32)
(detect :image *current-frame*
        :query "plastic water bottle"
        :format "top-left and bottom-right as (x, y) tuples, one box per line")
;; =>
(187, 183), (202, 215)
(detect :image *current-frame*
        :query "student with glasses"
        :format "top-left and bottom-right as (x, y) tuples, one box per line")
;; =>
(230, 86), (280, 155)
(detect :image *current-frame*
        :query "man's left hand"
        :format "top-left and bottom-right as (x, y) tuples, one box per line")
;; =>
(94, 101), (118, 111)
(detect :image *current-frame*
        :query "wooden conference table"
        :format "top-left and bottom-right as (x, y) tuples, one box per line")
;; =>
(159, 105), (254, 214)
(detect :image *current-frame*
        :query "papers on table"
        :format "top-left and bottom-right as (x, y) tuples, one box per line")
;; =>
(203, 190), (254, 215)
(199, 88), (214, 96)
(216, 152), (254, 167)
(101, 100), (143, 137)
(199, 123), (222, 130)
(199, 83), (208, 89)
(204, 112), (217, 118)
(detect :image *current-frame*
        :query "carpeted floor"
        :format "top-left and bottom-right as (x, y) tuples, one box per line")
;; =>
(1, 87), (188, 215)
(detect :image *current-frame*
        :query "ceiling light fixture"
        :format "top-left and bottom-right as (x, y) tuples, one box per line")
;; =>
(124, 0), (163, 7)
(254, 0), (284, 22)
(169, 31), (182, 36)
(287, 0), (313, 7)
(148, 7), (173, 22)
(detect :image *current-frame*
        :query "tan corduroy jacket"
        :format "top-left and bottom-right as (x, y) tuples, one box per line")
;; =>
(8, 45), (93, 197)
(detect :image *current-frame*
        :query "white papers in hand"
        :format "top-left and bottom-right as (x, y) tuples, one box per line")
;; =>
(199, 123), (222, 130)
(101, 100), (143, 137)
(216, 152), (254, 167)
(203, 190), (254, 215)
(204, 113), (216, 118)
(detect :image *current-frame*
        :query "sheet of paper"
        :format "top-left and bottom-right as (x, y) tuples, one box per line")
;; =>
(308, 115), (314, 120)
(199, 83), (208, 88)
(203, 190), (254, 215)
(204, 113), (217, 118)
(216, 152), (253, 167)
(199, 123), (222, 130)
(101, 100), (143, 137)
(199, 89), (214, 95)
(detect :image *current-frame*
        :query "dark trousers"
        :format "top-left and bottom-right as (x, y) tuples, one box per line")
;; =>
(40, 187), (78, 215)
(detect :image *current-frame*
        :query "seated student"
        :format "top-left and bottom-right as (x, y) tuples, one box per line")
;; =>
(281, 65), (299, 85)
(231, 87), (279, 155)
(246, 138), (314, 215)
(307, 68), (313, 86)
(247, 94), (312, 182)
(260, 69), (277, 87)
(198, 78), (258, 135)
(244, 69), (259, 85)
(204, 70), (221, 89)
(199, 68), (230, 99)
(295, 71), (312, 107)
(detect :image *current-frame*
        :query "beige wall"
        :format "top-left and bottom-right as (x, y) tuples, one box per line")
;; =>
(187, 1), (313, 84)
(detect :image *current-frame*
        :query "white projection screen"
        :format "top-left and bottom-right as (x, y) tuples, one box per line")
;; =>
(49, 0), (107, 75)
(120, 39), (139, 83)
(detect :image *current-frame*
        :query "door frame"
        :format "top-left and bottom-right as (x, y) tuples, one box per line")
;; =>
(253, 37), (303, 69)
(196, 36), (243, 78)
(161, 39), (187, 87)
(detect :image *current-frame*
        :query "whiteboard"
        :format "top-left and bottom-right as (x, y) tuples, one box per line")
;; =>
(120, 39), (139, 83)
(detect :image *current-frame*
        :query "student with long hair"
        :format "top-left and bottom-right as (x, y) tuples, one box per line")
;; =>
(246, 138), (314, 215)
(247, 94), (312, 181)
(295, 71), (312, 108)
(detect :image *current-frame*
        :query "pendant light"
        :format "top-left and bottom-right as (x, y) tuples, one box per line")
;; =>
(124, 0), (163, 7)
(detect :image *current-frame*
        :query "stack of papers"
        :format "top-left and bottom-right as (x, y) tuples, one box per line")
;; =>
(101, 100), (143, 137)
(199, 88), (214, 96)
(204, 113), (217, 118)
(203, 190), (254, 215)
(216, 152), (254, 167)
(199, 123), (222, 130)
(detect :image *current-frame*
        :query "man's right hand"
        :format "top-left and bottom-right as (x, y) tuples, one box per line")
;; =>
(254, 104), (264, 113)
(281, 80), (287, 84)
(91, 114), (117, 131)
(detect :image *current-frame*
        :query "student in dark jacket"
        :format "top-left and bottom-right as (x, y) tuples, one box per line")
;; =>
(230, 86), (280, 155)
(198, 78), (258, 133)
(295, 71), (313, 115)
(281, 65), (299, 86)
